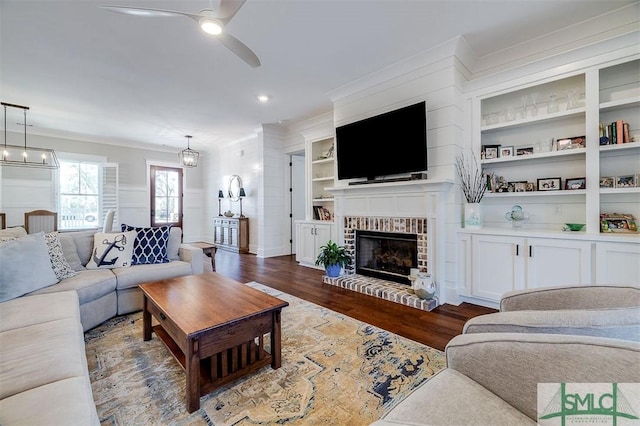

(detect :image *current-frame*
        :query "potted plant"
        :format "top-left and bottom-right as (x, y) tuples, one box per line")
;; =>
(315, 240), (351, 277)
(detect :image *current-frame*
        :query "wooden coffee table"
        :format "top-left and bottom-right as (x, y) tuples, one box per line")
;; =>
(139, 273), (289, 413)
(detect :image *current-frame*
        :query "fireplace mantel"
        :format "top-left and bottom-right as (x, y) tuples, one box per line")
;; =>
(326, 178), (453, 195)
(328, 177), (453, 303)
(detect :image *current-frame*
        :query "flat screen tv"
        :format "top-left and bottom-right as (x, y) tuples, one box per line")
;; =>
(336, 101), (427, 181)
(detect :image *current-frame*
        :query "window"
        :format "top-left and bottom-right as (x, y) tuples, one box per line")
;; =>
(150, 165), (182, 229)
(57, 158), (118, 230)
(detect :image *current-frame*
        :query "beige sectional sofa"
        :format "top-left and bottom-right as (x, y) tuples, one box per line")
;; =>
(0, 226), (204, 424)
(2, 226), (203, 331)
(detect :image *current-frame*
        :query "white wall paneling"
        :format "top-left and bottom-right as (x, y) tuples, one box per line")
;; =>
(0, 178), (54, 227)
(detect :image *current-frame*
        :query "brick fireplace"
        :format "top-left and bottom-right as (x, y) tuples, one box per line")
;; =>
(343, 216), (428, 276)
(323, 215), (436, 312)
(323, 179), (452, 310)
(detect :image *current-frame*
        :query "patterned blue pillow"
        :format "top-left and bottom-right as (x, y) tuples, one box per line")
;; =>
(121, 224), (172, 265)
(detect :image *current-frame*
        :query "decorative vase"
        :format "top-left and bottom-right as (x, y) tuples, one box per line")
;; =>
(464, 203), (482, 229)
(413, 273), (436, 300)
(325, 264), (341, 278)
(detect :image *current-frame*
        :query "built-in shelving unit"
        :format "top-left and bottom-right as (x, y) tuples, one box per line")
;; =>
(458, 56), (640, 308)
(309, 137), (335, 221)
(471, 59), (639, 235)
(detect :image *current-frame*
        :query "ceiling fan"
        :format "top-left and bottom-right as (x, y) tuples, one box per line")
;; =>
(99, 0), (260, 68)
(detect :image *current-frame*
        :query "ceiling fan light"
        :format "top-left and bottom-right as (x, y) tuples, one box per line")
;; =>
(200, 19), (223, 35)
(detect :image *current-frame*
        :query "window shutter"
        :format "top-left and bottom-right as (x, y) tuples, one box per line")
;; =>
(101, 163), (118, 227)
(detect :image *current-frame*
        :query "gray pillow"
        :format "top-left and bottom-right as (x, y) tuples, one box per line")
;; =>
(58, 233), (85, 271)
(0, 232), (58, 302)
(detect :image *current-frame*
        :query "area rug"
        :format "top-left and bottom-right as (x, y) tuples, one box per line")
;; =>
(85, 282), (445, 425)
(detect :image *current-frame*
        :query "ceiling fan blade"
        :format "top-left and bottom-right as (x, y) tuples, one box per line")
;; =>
(99, 5), (201, 20)
(216, 0), (246, 22)
(217, 32), (261, 68)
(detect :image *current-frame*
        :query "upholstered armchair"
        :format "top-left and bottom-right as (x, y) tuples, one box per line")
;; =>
(463, 285), (640, 341)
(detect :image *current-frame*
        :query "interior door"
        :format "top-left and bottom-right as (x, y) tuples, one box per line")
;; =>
(150, 165), (183, 229)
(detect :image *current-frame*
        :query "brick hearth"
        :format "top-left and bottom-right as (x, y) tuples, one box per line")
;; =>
(323, 274), (437, 312)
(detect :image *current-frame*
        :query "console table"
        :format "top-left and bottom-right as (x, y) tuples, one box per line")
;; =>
(213, 217), (249, 253)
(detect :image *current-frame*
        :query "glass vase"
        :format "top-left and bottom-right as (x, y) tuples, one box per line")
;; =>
(464, 203), (482, 229)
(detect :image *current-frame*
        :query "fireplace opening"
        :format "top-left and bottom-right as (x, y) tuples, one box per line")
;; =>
(355, 230), (417, 285)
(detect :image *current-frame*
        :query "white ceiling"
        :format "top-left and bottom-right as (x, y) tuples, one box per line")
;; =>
(1, 0), (635, 152)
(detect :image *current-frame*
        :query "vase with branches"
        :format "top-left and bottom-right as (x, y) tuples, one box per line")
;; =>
(455, 152), (486, 228)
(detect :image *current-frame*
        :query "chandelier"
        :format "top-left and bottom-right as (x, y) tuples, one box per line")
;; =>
(179, 135), (199, 167)
(1, 102), (59, 169)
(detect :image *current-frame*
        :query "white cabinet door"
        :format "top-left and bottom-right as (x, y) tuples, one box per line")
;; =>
(596, 242), (640, 286)
(296, 222), (318, 266)
(526, 238), (593, 289)
(296, 222), (334, 269)
(314, 223), (333, 256)
(472, 235), (525, 301)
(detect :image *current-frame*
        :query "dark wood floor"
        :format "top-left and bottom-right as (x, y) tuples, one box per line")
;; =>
(213, 250), (496, 351)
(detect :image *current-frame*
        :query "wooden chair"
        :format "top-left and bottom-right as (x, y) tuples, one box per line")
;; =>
(0, 213), (5, 229)
(24, 210), (58, 234)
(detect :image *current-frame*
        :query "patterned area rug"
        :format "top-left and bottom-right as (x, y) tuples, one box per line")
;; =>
(85, 282), (445, 425)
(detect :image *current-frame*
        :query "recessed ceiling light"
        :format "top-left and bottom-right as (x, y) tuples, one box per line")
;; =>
(257, 95), (270, 103)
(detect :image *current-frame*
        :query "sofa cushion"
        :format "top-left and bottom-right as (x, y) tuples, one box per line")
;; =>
(0, 317), (88, 399)
(463, 307), (640, 341)
(168, 226), (182, 261)
(86, 231), (136, 269)
(0, 291), (80, 333)
(373, 369), (534, 426)
(68, 230), (98, 267)
(0, 376), (99, 426)
(29, 269), (117, 305)
(112, 260), (192, 290)
(0, 232), (58, 302)
(122, 224), (171, 265)
(45, 231), (78, 280)
(59, 232), (85, 271)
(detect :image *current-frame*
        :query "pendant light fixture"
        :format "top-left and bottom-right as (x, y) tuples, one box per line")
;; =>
(1, 102), (59, 169)
(179, 135), (199, 167)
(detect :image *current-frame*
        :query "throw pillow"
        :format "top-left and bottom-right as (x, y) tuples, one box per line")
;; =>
(0, 232), (59, 302)
(121, 224), (171, 265)
(58, 233), (85, 271)
(86, 231), (136, 269)
(44, 232), (78, 280)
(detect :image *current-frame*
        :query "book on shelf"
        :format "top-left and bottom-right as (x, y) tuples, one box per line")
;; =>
(313, 206), (332, 221)
(599, 120), (632, 145)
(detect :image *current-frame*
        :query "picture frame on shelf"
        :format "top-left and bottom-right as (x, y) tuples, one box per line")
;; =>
(557, 136), (586, 150)
(500, 146), (514, 158)
(615, 175), (636, 188)
(565, 177), (586, 190)
(482, 145), (500, 160)
(600, 177), (614, 188)
(513, 181), (527, 192)
(321, 207), (332, 221)
(537, 177), (561, 191)
(516, 147), (534, 156)
(525, 182), (535, 192)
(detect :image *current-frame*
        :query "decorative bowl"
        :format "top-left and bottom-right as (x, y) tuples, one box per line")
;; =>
(223, 211), (235, 217)
(565, 223), (585, 231)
